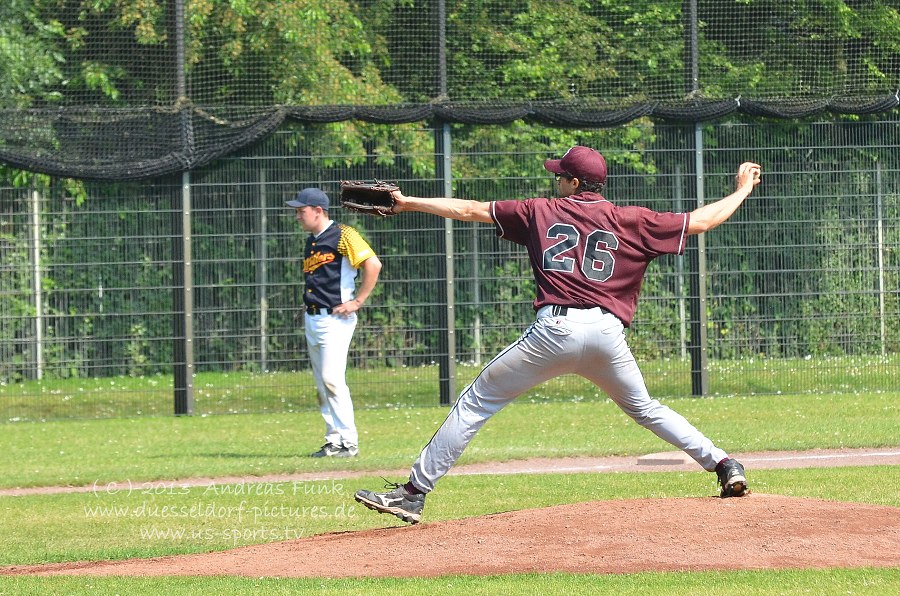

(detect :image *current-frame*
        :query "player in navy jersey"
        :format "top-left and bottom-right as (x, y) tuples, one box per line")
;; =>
(355, 147), (761, 523)
(287, 188), (382, 458)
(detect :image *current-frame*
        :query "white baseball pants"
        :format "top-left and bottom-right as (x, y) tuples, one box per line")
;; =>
(305, 311), (358, 447)
(409, 305), (728, 492)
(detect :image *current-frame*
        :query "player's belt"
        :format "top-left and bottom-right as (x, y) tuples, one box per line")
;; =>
(306, 304), (333, 315)
(550, 305), (611, 317)
(543, 305), (618, 325)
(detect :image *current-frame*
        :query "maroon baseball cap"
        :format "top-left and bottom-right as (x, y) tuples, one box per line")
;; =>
(544, 146), (607, 184)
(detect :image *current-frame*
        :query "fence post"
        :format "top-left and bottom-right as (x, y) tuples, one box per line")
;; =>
(172, 0), (194, 415)
(435, 123), (457, 406)
(876, 160), (886, 356)
(685, 0), (709, 395)
(435, 0), (456, 405)
(258, 168), (269, 371)
(173, 172), (195, 415)
(688, 125), (709, 396)
(29, 188), (44, 380)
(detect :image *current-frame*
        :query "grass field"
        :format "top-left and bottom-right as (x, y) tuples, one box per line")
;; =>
(3, 353), (899, 421)
(1, 392), (897, 488)
(1, 391), (898, 594)
(4, 568), (897, 596)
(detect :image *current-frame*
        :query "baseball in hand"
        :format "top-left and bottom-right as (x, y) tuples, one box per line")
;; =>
(737, 162), (762, 187)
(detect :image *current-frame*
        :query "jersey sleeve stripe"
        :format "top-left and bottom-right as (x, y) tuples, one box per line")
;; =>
(490, 202), (505, 237)
(678, 213), (688, 254)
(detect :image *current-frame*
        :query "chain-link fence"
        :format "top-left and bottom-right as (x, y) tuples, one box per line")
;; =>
(3, 1), (898, 180)
(2, 118), (898, 421)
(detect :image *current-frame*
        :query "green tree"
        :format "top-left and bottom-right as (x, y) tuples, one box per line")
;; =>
(0, 0), (66, 108)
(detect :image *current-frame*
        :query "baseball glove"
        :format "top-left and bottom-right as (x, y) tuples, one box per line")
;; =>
(340, 180), (399, 217)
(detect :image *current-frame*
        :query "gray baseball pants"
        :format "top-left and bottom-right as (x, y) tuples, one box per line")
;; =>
(409, 305), (728, 492)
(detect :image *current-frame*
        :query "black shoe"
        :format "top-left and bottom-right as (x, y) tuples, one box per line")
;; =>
(310, 443), (342, 458)
(716, 458), (748, 497)
(310, 443), (358, 458)
(334, 444), (359, 458)
(355, 481), (425, 524)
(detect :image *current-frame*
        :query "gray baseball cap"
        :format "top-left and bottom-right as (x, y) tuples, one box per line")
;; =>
(286, 188), (329, 209)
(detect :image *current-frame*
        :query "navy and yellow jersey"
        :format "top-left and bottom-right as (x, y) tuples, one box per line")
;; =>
(303, 222), (376, 308)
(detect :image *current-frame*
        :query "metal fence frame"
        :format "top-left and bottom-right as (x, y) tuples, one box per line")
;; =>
(1, 118), (898, 420)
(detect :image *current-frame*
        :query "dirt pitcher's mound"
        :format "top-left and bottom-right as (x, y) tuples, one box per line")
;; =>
(5, 493), (898, 578)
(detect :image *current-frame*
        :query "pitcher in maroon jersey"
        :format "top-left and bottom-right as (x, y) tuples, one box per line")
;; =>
(355, 147), (761, 524)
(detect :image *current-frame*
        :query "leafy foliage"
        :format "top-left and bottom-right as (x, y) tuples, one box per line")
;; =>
(0, 2), (899, 415)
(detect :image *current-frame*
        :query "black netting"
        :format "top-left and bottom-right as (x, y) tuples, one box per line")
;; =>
(829, 94), (900, 114)
(432, 103), (532, 125)
(739, 98), (832, 119)
(1, 1), (898, 180)
(530, 102), (656, 127)
(651, 100), (739, 122)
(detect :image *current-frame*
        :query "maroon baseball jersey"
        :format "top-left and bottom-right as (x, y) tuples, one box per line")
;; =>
(490, 192), (689, 326)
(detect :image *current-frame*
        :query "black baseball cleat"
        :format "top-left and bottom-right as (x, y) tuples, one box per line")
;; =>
(334, 444), (359, 458)
(716, 458), (748, 497)
(355, 481), (425, 524)
(310, 443), (358, 458)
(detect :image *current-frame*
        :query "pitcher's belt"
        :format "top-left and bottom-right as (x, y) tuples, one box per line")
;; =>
(538, 305), (615, 323)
